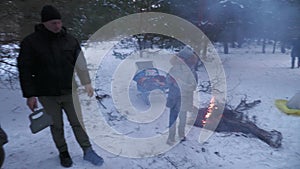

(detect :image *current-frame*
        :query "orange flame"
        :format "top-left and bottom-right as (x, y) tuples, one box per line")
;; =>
(202, 97), (215, 126)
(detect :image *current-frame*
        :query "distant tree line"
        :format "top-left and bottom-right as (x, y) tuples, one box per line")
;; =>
(1, 0), (299, 87)
(94, 0), (300, 54)
(169, 0), (300, 54)
(0, 0), (300, 57)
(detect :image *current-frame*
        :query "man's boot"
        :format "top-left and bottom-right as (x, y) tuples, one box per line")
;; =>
(59, 151), (73, 168)
(83, 147), (104, 166)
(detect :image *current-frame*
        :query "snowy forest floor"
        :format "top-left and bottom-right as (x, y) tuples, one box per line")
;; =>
(0, 44), (300, 169)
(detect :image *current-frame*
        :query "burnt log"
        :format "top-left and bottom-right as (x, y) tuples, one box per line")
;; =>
(194, 104), (282, 148)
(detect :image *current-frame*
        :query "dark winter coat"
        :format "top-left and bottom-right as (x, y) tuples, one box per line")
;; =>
(291, 38), (300, 58)
(166, 56), (197, 111)
(17, 24), (91, 98)
(0, 127), (7, 146)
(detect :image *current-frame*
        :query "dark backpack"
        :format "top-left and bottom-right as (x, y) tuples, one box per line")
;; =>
(0, 127), (8, 146)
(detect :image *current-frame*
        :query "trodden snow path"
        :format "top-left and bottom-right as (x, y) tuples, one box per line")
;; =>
(1, 45), (300, 169)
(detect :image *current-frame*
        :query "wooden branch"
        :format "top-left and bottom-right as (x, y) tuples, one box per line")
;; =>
(0, 67), (17, 75)
(0, 60), (17, 67)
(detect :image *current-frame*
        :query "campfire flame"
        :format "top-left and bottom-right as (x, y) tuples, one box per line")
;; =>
(202, 97), (216, 126)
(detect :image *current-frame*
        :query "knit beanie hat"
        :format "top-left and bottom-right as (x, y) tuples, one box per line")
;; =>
(41, 5), (61, 22)
(177, 46), (195, 59)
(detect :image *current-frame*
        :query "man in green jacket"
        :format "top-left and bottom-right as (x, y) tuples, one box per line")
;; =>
(17, 5), (103, 168)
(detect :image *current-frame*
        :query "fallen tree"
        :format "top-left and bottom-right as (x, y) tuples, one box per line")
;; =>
(193, 98), (282, 148)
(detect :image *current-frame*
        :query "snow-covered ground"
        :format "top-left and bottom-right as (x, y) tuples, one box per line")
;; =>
(1, 42), (300, 169)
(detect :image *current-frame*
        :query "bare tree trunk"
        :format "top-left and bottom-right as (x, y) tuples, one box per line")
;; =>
(262, 39), (266, 53)
(272, 40), (277, 54)
(224, 42), (229, 54)
(137, 36), (143, 58)
(202, 39), (208, 59)
(222, 117), (282, 148)
(281, 41), (286, 53)
(194, 108), (282, 148)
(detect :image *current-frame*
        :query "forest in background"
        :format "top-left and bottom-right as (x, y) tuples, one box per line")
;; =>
(1, 0), (300, 44)
(0, 0), (300, 84)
